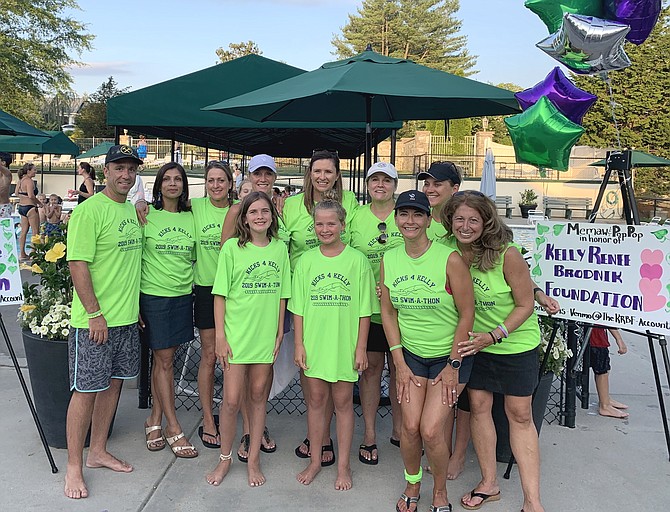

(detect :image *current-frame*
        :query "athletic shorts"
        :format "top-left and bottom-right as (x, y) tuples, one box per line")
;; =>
(468, 347), (539, 397)
(68, 324), (140, 392)
(590, 346), (611, 375)
(367, 322), (389, 352)
(402, 347), (472, 383)
(193, 285), (215, 330)
(140, 292), (194, 350)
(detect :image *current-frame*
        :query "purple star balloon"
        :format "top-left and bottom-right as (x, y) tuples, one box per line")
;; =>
(515, 67), (597, 125)
(604, 0), (662, 45)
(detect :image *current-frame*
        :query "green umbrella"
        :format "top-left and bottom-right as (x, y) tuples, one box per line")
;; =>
(204, 48), (521, 169)
(590, 150), (670, 167)
(0, 108), (48, 136)
(77, 142), (115, 159)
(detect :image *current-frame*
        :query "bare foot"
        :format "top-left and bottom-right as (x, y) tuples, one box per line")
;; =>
(297, 461), (321, 485)
(206, 455), (232, 486)
(247, 462), (266, 487)
(397, 482), (421, 512)
(85, 451), (133, 472)
(335, 466), (352, 491)
(610, 399), (628, 410)
(64, 465), (88, 499)
(447, 454), (465, 480)
(599, 404), (629, 419)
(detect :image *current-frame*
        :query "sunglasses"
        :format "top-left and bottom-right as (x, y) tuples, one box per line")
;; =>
(312, 148), (339, 158)
(453, 190), (486, 197)
(377, 222), (388, 244)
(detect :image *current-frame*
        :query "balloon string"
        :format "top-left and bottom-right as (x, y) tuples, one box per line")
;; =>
(603, 72), (622, 150)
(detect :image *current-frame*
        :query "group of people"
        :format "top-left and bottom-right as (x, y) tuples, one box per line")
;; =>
(61, 143), (557, 512)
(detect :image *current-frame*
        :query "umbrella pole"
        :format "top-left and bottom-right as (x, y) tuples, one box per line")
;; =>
(390, 130), (397, 166)
(364, 95), (372, 176)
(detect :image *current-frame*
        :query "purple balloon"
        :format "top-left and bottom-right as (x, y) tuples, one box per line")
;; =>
(604, 0), (662, 45)
(515, 67), (597, 125)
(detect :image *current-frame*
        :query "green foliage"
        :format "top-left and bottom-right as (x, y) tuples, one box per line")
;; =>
(216, 41), (262, 63)
(519, 188), (539, 205)
(332, 0), (476, 76)
(635, 167), (670, 198)
(573, 7), (670, 158)
(0, 0), (93, 126)
(76, 77), (129, 137)
(470, 82), (523, 145)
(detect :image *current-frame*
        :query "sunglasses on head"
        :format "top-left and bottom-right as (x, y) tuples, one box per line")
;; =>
(377, 222), (388, 244)
(312, 148), (339, 158)
(453, 190), (486, 198)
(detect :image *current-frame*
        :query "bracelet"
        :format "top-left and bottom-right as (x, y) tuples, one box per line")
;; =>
(488, 332), (496, 344)
(87, 309), (103, 319)
(498, 323), (509, 338)
(389, 344), (403, 352)
(533, 287), (542, 296)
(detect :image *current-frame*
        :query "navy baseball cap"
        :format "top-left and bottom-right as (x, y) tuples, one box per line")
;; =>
(105, 144), (143, 165)
(394, 190), (431, 214)
(417, 161), (462, 185)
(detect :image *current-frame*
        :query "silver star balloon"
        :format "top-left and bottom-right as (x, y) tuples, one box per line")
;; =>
(537, 13), (632, 74)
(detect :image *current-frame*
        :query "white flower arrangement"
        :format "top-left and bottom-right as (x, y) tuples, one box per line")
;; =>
(539, 317), (573, 376)
(19, 289), (72, 341)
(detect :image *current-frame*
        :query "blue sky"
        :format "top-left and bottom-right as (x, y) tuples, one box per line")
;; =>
(68, 0), (560, 95)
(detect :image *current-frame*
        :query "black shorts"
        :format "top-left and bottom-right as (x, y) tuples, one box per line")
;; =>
(140, 293), (194, 350)
(367, 322), (389, 352)
(590, 346), (611, 375)
(193, 285), (215, 330)
(468, 347), (539, 397)
(402, 347), (472, 383)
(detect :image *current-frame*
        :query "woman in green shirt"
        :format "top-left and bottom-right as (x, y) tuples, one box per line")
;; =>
(417, 161), (462, 242)
(349, 162), (403, 465)
(141, 163), (197, 459)
(286, 150), (358, 465)
(442, 191), (545, 512)
(380, 190), (474, 512)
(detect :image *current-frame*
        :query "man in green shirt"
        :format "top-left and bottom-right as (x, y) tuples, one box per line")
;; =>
(64, 145), (143, 500)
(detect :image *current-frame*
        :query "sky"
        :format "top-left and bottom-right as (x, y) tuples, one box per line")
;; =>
(66, 0), (559, 96)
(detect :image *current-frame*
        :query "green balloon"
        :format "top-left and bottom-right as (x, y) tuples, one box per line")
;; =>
(505, 96), (585, 171)
(525, 0), (604, 34)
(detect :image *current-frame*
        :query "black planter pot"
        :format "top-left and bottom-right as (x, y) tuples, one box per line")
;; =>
(519, 204), (538, 219)
(491, 372), (554, 463)
(22, 330), (115, 449)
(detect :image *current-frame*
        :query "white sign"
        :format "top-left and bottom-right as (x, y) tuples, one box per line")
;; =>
(533, 221), (670, 336)
(0, 217), (23, 305)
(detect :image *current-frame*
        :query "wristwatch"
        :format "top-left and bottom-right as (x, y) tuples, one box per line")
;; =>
(446, 357), (461, 369)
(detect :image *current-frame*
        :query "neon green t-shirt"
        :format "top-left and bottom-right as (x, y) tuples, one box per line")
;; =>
(213, 238), (291, 364)
(283, 190), (359, 270)
(468, 245), (540, 355)
(427, 216), (447, 242)
(67, 193), (142, 328)
(349, 205), (402, 323)
(382, 242), (459, 358)
(192, 197), (231, 286)
(141, 206), (195, 297)
(288, 245), (374, 382)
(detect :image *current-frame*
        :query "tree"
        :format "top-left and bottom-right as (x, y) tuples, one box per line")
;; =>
(470, 82), (524, 145)
(573, 7), (670, 157)
(76, 77), (129, 137)
(0, 0), (93, 126)
(332, 0), (476, 76)
(216, 41), (262, 63)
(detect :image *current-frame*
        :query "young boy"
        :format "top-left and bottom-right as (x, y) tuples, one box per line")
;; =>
(589, 326), (628, 419)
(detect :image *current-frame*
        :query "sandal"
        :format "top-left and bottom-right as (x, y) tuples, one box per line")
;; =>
(295, 438), (310, 459)
(260, 426), (276, 453)
(396, 492), (420, 512)
(238, 434), (250, 463)
(358, 443), (378, 465)
(198, 423), (220, 449)
(163, 432), (198, 459)
(429, 505), (451, 512)
(460, 489), (501, 510)
(321, 438), (336, 467)
(144, 424), (165, 452)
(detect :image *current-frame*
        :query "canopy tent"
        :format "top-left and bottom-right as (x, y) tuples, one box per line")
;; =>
(204, 48), (521, 170)
(107, 54), (399, 159)
(77, 141), (115, 159)
(0, 131), (79, 156)
(590, 150), (670, 167)
(0, 109), (48, 137)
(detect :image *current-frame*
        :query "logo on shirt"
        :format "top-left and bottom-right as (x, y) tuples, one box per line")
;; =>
(117, 218), (142, 251)
(390, 274), (440, 308)
(241, 260), (281, 294)
(310, 272), (351, 304)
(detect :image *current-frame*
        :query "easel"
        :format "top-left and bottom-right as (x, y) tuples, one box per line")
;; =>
(1, 313), (58, 472)
(588, 149), (670, 460)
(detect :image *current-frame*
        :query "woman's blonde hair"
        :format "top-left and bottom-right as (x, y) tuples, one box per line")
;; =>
(303, 150), (343, 215)
(234, 191), (279, 247)
(442, 191), (512, 272)
(18, 163), (34, 178)
(313, 189), (347, 224)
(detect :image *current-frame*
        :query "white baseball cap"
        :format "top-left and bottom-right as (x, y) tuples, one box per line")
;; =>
(248, 154), (277, 174)
(366, 161), (398, 180)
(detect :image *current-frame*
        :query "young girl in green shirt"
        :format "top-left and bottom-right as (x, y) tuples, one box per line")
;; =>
(206, 192), (291, 488)
(290, 196), (374, 491)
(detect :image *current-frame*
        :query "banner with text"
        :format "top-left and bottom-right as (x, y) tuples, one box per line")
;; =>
(532, 222), (670, 336)
(0, 217), (23, 305)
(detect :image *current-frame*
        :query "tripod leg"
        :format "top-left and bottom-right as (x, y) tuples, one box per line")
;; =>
(647, 334), (670, 461)
(0, 314), (58, 473)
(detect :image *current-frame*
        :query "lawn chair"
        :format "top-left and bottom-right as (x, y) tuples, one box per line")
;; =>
(527, 210), (546, 226)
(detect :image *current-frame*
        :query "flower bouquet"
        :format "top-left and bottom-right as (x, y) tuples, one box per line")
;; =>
(538, 316), (573, 376)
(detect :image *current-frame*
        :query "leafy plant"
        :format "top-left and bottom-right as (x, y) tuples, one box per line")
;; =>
(18, 227), (72, 340)
(519, 188), (539, 205)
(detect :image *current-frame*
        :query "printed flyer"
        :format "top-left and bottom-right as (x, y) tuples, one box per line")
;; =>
(0, 217), (23, 305)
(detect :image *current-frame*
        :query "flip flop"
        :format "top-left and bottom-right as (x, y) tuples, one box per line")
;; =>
(390, 437), (400, 448)
(238, 434), (249, 463)
(460, 489), (501, 510)
(321, 439), (336, 467)
(358, 443), (378, 465)
(396, 492), (420, 512)
(260, 426), (276, 453)
(198, 425), (220, 449)
(295, 438), (310, 459)
(429, 505), (452, 512)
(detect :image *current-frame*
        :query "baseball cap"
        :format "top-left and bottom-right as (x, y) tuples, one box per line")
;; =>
(394, 190), (431, 214)
(248, 154), (277, 174)
(105, 144), (143, 165)
(417, 161), (462, 185)
(366, 161), (398, 180)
